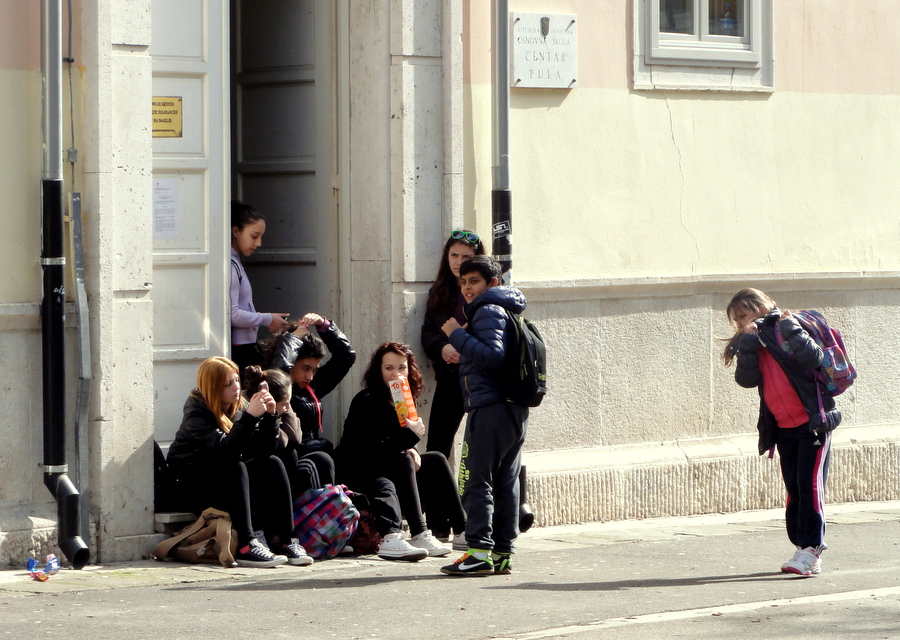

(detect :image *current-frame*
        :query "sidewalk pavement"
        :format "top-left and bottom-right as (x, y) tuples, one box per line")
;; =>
(1, 500), (897, 594)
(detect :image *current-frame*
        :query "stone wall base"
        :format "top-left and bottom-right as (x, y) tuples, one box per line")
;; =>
(527, 426), (900, 527)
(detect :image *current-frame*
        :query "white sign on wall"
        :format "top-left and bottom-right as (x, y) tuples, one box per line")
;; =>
(510, 12), (577, 89)
(153, 178), (179, 239)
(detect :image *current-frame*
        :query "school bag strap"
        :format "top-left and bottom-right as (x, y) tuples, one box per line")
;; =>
(151, 507), (238, 568)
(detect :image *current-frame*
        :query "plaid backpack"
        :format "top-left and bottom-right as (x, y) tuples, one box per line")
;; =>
(779, 309), (857, 396)
(292, 484), (359, 558)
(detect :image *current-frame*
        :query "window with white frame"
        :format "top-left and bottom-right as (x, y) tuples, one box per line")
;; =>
(633, 0), (772, 91)
(647, 0), (762, 67)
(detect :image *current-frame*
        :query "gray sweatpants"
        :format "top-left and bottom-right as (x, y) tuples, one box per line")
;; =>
(457, 401), (528, 554)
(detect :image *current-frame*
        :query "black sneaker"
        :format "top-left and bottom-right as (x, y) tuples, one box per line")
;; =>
(279, 538), (313, 566)
(493, 553), (512, 575)
(440, 553), (494, 576)
(235, 538), (287, 568)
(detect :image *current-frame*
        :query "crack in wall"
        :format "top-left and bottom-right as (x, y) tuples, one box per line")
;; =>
(664, 97), (700, 271)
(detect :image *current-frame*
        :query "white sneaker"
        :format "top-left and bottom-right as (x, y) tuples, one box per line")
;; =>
(377, 532), (428, 562)
(781, 546), (821, 576)
(409, 530), (451, 557)
(451, 532), (467, 551)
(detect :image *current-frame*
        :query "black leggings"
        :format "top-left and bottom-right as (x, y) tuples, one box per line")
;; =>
(280, 450), (335, 499)
(339, 475), (404, 537)
(381, 451), (466, 536)
(172, 455), (294, 547)
(425, 375), (465, 458)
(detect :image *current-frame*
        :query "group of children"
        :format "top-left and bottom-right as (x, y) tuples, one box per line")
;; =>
(166, 204), (530, 575)
(167, 201), (842, 578)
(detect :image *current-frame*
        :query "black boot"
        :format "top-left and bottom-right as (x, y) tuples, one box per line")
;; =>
(518, 465), (534, 533)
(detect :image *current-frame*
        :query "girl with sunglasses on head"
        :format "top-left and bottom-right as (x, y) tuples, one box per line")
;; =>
(421, 230), (485, 462)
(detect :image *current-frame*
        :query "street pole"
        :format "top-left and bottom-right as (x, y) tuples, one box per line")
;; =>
(491, 0), (512, 284)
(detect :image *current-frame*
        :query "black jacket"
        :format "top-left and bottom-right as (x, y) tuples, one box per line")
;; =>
(421, 301), (461, 381)
(333, 386), (421, 481)
(166, 393), (279, 472)
(269, 321), (356, 442)
(734, 309), (841, 454)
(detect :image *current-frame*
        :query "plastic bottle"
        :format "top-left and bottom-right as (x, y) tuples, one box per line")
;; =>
(719, 2), (736, 35)
(388, 376), (418, 426)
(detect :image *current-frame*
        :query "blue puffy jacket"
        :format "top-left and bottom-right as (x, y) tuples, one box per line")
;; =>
(448, 286), (527, 411)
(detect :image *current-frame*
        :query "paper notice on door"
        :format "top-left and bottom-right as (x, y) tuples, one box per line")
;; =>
(153, 178), (179, 239)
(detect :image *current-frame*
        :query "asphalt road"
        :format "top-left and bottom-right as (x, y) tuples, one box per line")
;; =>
(1, 502), (898, 639)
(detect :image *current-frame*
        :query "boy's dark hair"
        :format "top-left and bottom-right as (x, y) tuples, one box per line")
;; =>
(459, 255), (501, 283)
(231, 200), (264, 231)
(260, 322), (326, 369)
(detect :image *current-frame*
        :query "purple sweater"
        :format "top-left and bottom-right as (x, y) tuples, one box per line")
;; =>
(230, 247), (271, 346)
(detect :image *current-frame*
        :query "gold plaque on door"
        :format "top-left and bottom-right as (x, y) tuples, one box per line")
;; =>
(152, 97), (183, 138)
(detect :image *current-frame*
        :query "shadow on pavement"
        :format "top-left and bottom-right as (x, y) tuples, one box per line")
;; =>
(167, 573), (451, 591)
(486, 571), (795, 592)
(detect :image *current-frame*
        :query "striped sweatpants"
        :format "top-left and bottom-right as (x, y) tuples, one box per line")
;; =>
(775, 424), (833, 549)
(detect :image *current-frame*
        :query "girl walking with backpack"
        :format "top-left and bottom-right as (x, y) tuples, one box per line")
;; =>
(724, 288), (842, 576)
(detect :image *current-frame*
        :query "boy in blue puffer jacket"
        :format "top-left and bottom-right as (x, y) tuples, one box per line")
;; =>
(439, 256), (528, 576)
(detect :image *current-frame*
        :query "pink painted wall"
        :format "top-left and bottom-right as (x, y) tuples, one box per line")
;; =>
(463, 0), (900, 95)
(778, 1), (900, 94)
(0, 1), (40, 70)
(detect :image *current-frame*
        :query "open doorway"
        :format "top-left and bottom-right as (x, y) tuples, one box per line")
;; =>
(230, 0), (337, 330)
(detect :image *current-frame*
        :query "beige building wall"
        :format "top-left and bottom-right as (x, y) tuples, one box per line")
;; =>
(0, 0), (157, 566)
(1, 0), (896, 567)
(0, 1), (63, 562)
(462, 0), (900, 524)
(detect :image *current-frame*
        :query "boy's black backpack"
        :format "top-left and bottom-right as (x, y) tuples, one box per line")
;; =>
(501, 310), (547, 407)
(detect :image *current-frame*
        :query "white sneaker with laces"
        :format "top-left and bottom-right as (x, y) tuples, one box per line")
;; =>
(409, 530), (451, 557)
(377, 532), (428, 562)
(781, 546), (821, 576)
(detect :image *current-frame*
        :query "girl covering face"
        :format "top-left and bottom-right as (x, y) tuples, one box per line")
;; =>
(332, 342), (465, 560)
(380, 351), (410, 386)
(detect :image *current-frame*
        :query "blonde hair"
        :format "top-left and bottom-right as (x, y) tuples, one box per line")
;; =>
(194, 356), (243, 432)
(722, 288), (776, 366)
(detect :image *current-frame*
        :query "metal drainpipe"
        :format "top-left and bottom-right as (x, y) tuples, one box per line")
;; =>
(491, 0), (513, 284)
(41, 0), (89, 570)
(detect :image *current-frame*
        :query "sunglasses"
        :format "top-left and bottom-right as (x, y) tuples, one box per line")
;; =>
(450, 230), (480, 244)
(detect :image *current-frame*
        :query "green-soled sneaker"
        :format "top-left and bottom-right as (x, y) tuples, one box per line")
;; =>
(492, 553), (512, 575)
(440, 553), (494, 576)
